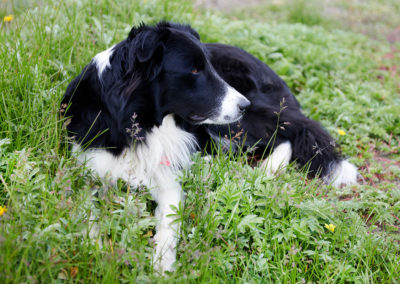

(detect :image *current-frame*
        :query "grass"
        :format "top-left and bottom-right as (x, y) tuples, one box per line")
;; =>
(1, 0), (399, 282)
(226, 0), (400, 40)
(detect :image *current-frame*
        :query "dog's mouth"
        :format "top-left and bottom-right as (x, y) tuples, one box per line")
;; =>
(188, 113), (245, 125)
(188, 114), (207, 124)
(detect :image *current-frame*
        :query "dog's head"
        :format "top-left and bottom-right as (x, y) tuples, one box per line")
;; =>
(123, 22), (250, 125)
(62, 22), (250, 153)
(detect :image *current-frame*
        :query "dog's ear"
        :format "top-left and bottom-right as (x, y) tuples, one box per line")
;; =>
(128, 24), (169, 63)
(135, 30), (165, 63)
(162, 21), (200, 40)
(123, 24), (168, 126)
(126, 25), (169, 82)
(123, 25), (168, 96)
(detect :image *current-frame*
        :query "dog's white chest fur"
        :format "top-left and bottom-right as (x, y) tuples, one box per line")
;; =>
(73, 114), (197, 187)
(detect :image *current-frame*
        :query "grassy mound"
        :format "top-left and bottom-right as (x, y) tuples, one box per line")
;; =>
(0, 0), (399, 282)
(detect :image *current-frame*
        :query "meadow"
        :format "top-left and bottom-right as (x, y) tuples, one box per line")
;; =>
(0, 0), (399, 282)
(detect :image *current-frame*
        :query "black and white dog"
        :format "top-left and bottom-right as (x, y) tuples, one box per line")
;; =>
(61, 21), (357, 271)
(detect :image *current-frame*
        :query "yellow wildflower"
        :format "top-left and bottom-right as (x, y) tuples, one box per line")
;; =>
(3, 15), (14, 23)
(325, 223), (336, 232)
(0, 205), (7, 216)
(337, 129), (346, 136)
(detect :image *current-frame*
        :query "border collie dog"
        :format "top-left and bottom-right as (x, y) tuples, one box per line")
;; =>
(61, 21), (358, 271)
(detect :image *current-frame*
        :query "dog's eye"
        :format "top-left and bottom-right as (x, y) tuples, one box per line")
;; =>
(191, 68), (199, 75)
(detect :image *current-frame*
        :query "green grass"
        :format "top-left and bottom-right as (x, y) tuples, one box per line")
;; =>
(1, 0), (399, 282)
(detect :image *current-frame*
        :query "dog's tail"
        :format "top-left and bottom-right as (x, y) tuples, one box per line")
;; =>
(279, 112), (358, 186)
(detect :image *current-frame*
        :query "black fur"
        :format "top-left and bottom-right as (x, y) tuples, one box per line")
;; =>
(205, 43), (339, 177)
(62, 21), (344, 179)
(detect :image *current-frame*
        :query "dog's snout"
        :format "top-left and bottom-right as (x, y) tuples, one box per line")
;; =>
(203, 85), (250, 124)
(238, 98), (251, 113)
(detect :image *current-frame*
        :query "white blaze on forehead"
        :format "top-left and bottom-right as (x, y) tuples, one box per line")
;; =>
(204, 84), (249, 125)
(93, 45), (115, 78)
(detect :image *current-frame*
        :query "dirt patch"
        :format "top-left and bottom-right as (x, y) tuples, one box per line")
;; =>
(387, 27), (400, 44)
(194, 0), (265, 12)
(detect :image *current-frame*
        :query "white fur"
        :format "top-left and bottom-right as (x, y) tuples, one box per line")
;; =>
(325, 160), (358, 187)
(73, 115), (197, 185)
(92, 45), (115, 79)
(204, 85), (250, 124)
(151, 169), (183, 272)
(73, 114), (197, 272)
(261, 141), (292, 177)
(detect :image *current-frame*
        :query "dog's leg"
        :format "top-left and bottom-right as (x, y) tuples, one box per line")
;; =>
(323, 160), (358, 187)
(261, 141), (292, 177)
(150, 169), (183, 272)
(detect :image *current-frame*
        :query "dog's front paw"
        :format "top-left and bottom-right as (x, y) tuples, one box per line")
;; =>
(153, 245), (176, 273)
(152, 228), (178, 273)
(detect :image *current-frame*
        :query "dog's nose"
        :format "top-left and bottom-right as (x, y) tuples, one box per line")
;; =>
(238, 98), (251, 113)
